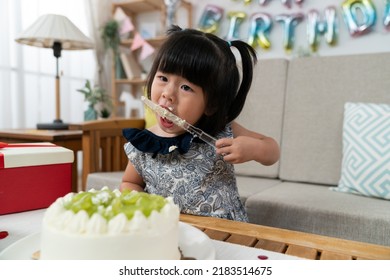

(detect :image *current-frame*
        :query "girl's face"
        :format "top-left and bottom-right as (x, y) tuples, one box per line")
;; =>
(150, 71), (206, 137)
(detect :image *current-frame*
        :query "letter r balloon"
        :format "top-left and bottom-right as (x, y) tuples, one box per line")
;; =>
(247, 13), (273, 49)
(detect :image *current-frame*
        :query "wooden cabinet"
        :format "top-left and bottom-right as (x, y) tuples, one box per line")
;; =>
(110, 0), (192, 117)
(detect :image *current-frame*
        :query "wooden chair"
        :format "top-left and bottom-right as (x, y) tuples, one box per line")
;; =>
(68, 118), (145, 190)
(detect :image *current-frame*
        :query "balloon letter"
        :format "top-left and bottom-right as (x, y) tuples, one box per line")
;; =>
(258, 0), (305, 7)
(247, 13), (272, 49)
(281, 0), (292, 9)
(225, 11), (247, 41)
(307, 7), (338, 52)
(275, 13), (304, 52)
(384, 0), (390, 30)
(232, 0), (253, 4)
(258, 0), (271, 6)
(198, 5), (224, 34)
(342, 0), (377, 37)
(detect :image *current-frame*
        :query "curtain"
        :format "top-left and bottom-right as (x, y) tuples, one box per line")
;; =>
(85, 0), (113, 93)
(0, 0), (96, 129)
(0, 0), (17, 128)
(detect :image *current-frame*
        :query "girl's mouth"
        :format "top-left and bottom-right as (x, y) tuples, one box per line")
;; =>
(160, 116), (174, 128)
(158, 105), (175, 128)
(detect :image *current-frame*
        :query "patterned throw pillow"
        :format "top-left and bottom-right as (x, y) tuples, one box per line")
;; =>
(331, 102), (390, 200)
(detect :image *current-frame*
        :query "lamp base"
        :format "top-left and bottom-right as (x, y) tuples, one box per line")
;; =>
(36, 119), (69, 130)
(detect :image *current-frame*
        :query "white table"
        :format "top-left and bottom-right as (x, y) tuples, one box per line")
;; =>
(0, 209), (45, 252)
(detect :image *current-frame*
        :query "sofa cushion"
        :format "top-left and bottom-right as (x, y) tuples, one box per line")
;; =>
(331, 102), (390, 200)
(279, 52), (390, 185)
(235, 58), (288, 179)
(245, 181), (390, 246)
(236, 175), (281, 205)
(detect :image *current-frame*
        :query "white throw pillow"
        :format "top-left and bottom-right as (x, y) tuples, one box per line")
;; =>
(331, 102), (390, 200)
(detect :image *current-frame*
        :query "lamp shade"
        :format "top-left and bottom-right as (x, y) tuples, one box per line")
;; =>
(15, 14), (93, 50)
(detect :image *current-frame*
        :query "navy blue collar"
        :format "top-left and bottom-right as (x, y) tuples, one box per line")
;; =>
(123, 128), (202, 157)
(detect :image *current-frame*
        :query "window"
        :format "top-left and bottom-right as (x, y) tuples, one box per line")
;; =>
(0, 0), (96, 129)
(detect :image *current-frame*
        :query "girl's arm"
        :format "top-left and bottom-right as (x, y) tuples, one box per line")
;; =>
(120, 161), (145, 192)
(215, 121), (280, 166)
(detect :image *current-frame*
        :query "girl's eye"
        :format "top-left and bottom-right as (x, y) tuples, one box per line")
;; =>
(156, 75), (167, 82)
(181, 85), (192, 92)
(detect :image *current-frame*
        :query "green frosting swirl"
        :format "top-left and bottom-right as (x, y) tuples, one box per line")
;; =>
(63, 189), (167, 221)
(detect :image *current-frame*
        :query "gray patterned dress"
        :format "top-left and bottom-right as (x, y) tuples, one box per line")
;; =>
(123, 124), (248, 222)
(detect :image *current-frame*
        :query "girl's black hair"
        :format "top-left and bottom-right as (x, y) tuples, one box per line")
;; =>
(146, 25), (257, 136)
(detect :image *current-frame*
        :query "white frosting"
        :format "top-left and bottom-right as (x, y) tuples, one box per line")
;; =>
(40, 188), (180, 260)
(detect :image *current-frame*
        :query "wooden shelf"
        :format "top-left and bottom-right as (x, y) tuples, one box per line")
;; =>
(120, 35), (166, 48)
(112, 0), (161, 14)
(115, 78), (147, 84)
(111, 0), (192, 117)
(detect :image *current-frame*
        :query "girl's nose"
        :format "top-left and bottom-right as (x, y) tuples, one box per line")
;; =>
(162, 90), (175, 103)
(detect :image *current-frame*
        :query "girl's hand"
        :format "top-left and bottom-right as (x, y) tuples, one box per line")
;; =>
(216, 136), (263, 164)
(216, 122), (280, 166)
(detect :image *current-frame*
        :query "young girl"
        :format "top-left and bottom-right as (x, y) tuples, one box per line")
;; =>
(120, 26), (280, 222)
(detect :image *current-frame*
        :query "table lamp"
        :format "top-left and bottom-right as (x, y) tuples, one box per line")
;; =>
(15, 14), (94, 130)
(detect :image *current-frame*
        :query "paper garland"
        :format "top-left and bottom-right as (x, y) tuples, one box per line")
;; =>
(113, 7), (156, 61)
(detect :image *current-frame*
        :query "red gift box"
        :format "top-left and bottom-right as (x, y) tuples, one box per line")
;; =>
(0, 142), (74, 214)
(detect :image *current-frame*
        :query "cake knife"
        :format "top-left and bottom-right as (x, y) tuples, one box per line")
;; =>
(141, 96), (217, 148)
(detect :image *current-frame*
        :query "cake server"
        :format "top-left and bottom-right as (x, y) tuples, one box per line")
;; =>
(141, 96), (217, 148)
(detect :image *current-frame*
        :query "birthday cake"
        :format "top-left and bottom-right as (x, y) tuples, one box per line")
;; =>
(40, 187), (180, 260)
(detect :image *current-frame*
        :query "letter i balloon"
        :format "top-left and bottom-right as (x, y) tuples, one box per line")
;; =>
(225, 11), (247, 41)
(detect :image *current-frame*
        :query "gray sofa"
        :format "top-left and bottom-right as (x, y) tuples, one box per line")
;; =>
(87, 52), (390, 246)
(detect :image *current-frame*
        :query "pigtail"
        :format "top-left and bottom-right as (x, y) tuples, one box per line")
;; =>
(227, 41), (257, 122)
